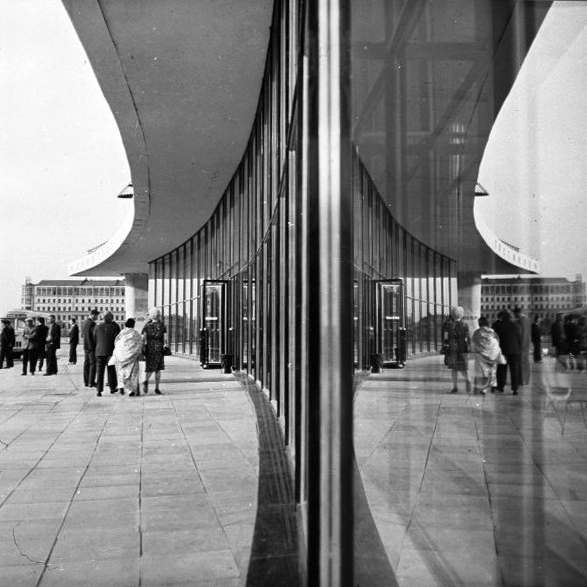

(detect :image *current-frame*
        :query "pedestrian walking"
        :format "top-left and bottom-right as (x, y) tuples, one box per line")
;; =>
(470, 316), (503, 395)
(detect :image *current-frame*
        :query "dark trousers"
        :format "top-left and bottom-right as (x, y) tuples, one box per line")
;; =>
(46, 344), (58, 374)
(96, 356), (118, 393)
(497, 354), (521, 392)
(22, 349), (38, 374)
(69, 343), (77, 364)
(0, 347), (13, 368)
(83, 350), (96, 386)
(533, 341), (542, 362)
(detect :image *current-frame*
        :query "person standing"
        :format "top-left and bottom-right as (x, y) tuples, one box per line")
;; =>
(442, 306), (471, 394)
(44, 315), (61, 376)
(142, 307), (167, 395)
(93, 312), (120, 397)
(531, 315), (542, 363)
(551, 313), (565, 357)
(82, 309), (100, 388)
(113, 318), (143, 396)
(35, 317), (49, 373)
(0, 319), (16, 369)
(514, 307), (531, 386)
(470, 316), (502, 395)
(68, 318), (79, 365)
(495, 309), (522, 395)
(22, 318), (39, 376)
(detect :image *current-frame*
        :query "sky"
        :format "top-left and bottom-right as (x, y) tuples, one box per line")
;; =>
(0, 1), (587, 316)
(0, 0), (130, 314)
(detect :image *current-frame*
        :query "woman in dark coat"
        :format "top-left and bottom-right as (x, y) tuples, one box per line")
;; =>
(141, 307), (167, 395)
(442, 306), (471, 394)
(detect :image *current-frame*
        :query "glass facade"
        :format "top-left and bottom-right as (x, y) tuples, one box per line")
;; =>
(143, 1), (587, 585)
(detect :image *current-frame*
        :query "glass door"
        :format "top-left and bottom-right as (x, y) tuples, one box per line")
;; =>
(376, 279), (406, 367)
(201, 280), (230, 367)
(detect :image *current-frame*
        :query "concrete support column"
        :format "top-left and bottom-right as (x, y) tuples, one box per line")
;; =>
(458, 272), (482, 334)
(124, 273), (149, 332)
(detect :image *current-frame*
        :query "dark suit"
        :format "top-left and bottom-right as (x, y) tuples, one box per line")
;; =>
(82, 317), (97, 387)
(46, 322), (61, 375)
(69, 323), (79, 364)
(94, 318), (120, 394)
(35, 324), (48, 371)
(496, 319), (522, 393)
(0, 324), (15, 368)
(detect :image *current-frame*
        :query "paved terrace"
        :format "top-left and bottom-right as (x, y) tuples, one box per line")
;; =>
(356, 356), (587, 586)
(0, 354), (587, 586)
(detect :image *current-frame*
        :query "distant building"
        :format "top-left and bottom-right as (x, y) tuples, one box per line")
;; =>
(20, 278), (126, 325)
(481, 275), (586, 326)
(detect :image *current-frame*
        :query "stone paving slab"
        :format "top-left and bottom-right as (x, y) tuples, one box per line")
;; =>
(0, 357), (260, 587)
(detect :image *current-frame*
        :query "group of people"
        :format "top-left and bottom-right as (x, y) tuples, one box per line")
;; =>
(17, 315), (62, 376)
(0, 307), (168, 398)
(550, 312), (587, 365)
(442, 306), (535, 395)
(82, 307), (167, 397)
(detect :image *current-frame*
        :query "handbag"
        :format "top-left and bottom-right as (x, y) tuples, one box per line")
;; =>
(163, 345), (172, 357)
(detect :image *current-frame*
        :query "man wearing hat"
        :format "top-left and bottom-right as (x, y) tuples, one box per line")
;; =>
(0, 319), (16, 369)
(82, 309), (100, 388)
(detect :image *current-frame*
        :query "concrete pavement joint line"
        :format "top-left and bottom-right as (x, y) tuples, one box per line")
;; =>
(474, 419), (504, 585)
(138, 393), (146, 587)
(34, 416), (112, 587)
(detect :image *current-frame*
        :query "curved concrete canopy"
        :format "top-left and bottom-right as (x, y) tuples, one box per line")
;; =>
(63, 0), (274, 276)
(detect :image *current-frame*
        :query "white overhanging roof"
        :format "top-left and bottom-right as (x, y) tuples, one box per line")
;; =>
(64, 0), (274, 277)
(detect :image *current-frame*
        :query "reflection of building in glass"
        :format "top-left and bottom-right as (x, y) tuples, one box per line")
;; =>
(21, 278), (126, 324)
(481, 275), (586, 324)
(61, 0), (565, 581)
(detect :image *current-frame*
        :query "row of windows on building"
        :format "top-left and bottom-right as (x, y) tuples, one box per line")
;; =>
(33, 287), (125, 297)
(483, 285), (581, 294)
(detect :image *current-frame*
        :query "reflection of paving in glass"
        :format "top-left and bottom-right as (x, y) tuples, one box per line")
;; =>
(355, 356), (587, 586)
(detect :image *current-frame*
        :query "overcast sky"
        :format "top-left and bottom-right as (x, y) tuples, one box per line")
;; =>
(1, 1), (587, 316)
(0, 0), (129, 313)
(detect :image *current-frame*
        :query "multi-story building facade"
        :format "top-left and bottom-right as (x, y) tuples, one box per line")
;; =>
(481, 275), (586, 325)
(20, 278), (126, 325)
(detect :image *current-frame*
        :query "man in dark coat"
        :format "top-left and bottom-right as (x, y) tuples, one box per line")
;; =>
(35, 317), (49, 372)
(68, 318), (79, 365)
(0, 319), (16, 369)
(93, 312), (121, 397)
(82, 308), (100, 388)
(531, 315), (542, 363)
(495, 309), (522, 394)
(44, 315), (61, 376)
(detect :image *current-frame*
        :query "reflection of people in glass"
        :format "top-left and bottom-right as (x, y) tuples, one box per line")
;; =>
(531, 315), (542, 363)
(470, 317), (501, 395)
(142, 307), (167, 395)
(442, 306), (470, 394)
